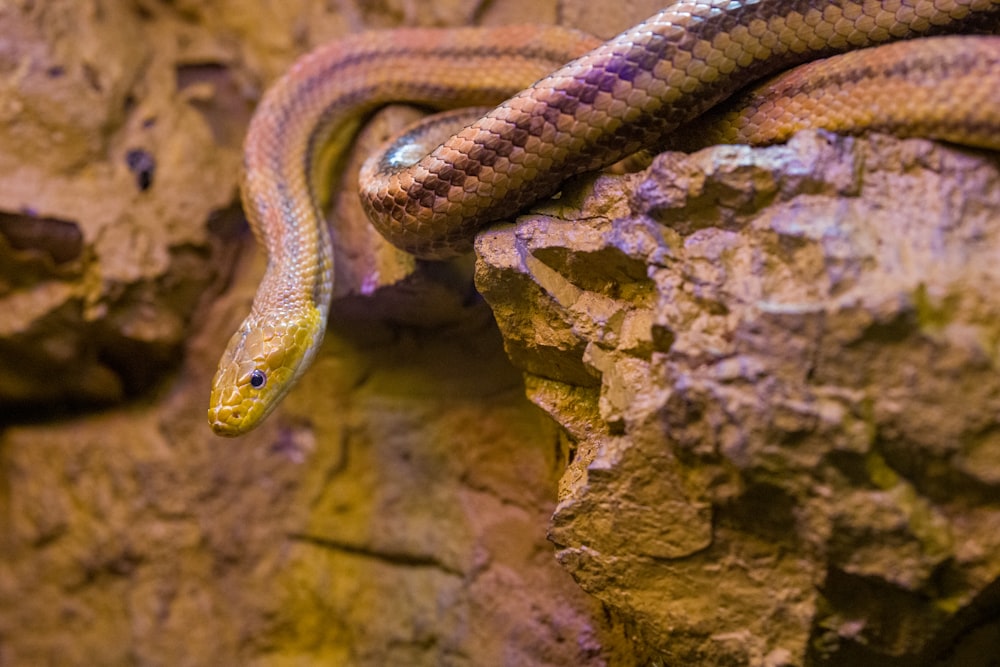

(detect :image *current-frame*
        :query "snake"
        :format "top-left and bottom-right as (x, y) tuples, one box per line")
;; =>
(208, 0), (1000, 436)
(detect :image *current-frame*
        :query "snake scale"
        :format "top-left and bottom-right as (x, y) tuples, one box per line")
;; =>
(208, 0), (1000, 436)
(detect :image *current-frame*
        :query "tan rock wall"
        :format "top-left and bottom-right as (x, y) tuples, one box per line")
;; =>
(3, 1), (998, 665)
(0, 1), (651, 665)
(476, 131), (1000, 664)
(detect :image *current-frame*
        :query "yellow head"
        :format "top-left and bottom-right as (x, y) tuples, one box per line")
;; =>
(207, 306), (324, 436)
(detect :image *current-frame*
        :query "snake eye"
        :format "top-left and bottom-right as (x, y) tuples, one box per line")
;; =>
(249, 370), (267, 389)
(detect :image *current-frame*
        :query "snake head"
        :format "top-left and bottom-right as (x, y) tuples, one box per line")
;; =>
(207, 306), (324, 436)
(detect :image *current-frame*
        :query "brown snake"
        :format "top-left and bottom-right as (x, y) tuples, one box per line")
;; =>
(208, 0), (1000, 436)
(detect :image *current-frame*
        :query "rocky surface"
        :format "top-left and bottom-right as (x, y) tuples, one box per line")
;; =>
(0, 1), (647, 665)
(2, 1), (1000, 666)
(475, 131), (1000, 665)
(0, 0), (242, 407)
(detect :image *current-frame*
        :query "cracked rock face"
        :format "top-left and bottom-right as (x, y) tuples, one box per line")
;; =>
(0, 2), (245, 408)
(5, 1), (1000, 663)
(475, 131), (1000, 666)
(0, 2), (650, 665)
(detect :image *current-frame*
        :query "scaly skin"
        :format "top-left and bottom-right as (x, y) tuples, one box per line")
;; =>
(666, 34), (1000, 151)
(209, 0), (1000, 436)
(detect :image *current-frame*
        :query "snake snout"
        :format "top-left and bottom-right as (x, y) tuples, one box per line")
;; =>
(208, 306), (327, 436)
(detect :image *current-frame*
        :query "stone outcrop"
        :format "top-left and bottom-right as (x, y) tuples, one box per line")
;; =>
(0, 1), (643, 665)
(2, 1), (999, 665)
(0, 1), (245, 408)
(475, 131), (1000, 665)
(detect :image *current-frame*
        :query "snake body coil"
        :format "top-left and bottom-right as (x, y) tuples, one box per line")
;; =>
(209, 0), (1000, 436)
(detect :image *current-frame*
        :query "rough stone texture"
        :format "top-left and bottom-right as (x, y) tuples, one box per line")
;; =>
(5, 0), (999, 665)
(0, 1), (649, 665)
(1, 294), (640, 666)
(0, 0), (243, 407)
(475, 131), (1000, 665)
(559, 0), (668, 39)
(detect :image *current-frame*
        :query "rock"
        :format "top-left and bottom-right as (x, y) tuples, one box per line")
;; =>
(4, 0), (999, 664)
(0, 1), (645, 665)
(475, 130), (1000, 665)
(0, 1), (244, 407)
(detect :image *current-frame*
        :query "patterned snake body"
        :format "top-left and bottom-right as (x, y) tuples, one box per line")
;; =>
(209, 0), (1000, 436)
